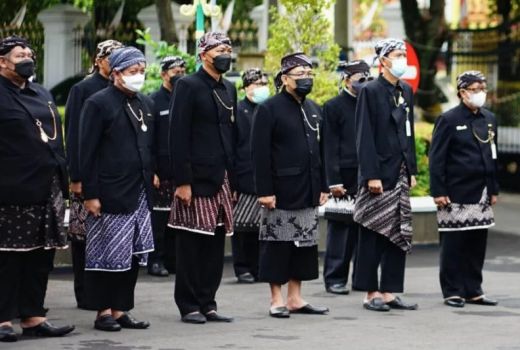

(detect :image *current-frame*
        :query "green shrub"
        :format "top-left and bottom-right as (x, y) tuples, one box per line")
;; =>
(264, 0), (341, 105)
(411, 122), (434, 197)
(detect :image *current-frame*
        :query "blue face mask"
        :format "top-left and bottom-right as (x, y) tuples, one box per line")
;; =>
(386, 57), (407, 79)
(251, 85), (270, 104)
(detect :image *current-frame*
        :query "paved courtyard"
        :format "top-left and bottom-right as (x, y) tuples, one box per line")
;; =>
(3, 195), (520, 350)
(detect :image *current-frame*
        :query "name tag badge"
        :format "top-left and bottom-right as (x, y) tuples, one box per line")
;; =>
(159, 110), (169, 116)
(491, 142), (497, 159)
(406, 119), (412, 137)
(456, 125), (468, 131)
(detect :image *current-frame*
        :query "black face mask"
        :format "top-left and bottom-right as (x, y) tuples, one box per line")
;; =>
(169, 74), (183, 87)
(212, 54), (232, 74)
(351, 81), (366, 96)
(294, 78), (313, 97)
(13, 59), (35, 79)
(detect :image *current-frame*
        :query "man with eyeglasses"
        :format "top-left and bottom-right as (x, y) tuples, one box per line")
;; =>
(353, 38), (418, 312)
(232, 68), (269, 284)
(251, 52), (329, 318)
(322, 60), (372, 295)
(429, 70), (499, 308)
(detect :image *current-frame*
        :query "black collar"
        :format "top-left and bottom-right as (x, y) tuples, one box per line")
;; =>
(197, 67), (225, 89)
(341, 89), (357, 101)
(458, 102), (485, 119)
(160, 84), (172, 96)
(0, 74), (37, 94)
(377, 73), (404, 94)
(281, 88), (305, 105)
(242, 96), (257, 109)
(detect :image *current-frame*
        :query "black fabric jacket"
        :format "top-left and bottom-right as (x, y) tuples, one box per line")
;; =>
(65, 72), (109, 182)
(322, 90), (358, 193)
(429, 103), (499, 203)
(168, 67), (237, 197)
(251, 90), (328, 210)
(235, 97), (258, 194)
(0, 75), (68, 205)
(355, 75), (418, 190)
(79, 84), (155, 213)
(150, 85), (172, 180)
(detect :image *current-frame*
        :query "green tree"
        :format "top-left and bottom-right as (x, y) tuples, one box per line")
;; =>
(400, 0), (449, 121)
(265, 0), (340, 105)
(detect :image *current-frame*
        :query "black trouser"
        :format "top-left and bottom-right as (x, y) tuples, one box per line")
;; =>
(231, 229), (259, 278)
(353, 226), (406, 293)
(0, 248), (55, 322)
(439, 229), (488, 299)
(174, 227), (225, 316)
(323, 220), (358, 287)
(149, 210), (176, 271)
(84, 257), (140, 311)
(71, 240), (86, 307)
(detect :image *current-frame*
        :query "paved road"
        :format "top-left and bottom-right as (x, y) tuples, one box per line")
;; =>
(3, 229), (520, 350)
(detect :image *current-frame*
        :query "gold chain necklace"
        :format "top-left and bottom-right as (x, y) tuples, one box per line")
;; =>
(213, 90), (235, 123)
(37, 101), (58, 143)
(126, 101), (148, 132)
(300, 106), (320, 142)
(472, 126), (495, 144)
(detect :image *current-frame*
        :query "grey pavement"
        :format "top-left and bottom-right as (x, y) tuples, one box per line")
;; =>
(3, 195), (520, 350)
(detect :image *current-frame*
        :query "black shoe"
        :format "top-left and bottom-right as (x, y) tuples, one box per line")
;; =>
(290, 304), (329, 315)
(326, 284), (350, 295)
(181, 312), (206, 324)
(444, 297), (465, 308)
(269, 306), (290, 318)
(205, 312), (233, 322)
(148, 262), (169, 277)
(22, 321), (75, 337)
(0, 325), (17, 342)
(116, 313), (150, 329)
(386, 296), (418, 310)
(363, 298), (391, 312)
(466, 296), (498, 306)
(237, 272), (255, 284)
(94, 315), (122, 332)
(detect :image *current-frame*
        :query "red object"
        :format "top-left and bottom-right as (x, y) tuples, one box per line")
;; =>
(403, 40), (420, 94)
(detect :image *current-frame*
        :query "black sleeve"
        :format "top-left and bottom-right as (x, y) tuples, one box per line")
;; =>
(355, 87), (381, 182)
(78, 99), (105, 200)
(169, 78), (194, 186)
(492, 119), (500, 195)
(251, 102), (275, 197)
(407, 88), (418, 175)
(64, 84), (84, 182)
(428, 114), (452, 197)
(322, 101), (342, 187)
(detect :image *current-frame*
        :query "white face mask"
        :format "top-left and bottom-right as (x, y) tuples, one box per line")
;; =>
(387, 57), (407, 78)
(467, 91), (487, 108)
(122, 73), (145, 92)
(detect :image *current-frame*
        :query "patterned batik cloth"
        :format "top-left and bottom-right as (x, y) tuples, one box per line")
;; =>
(85, 189), (154, 271)
(259, 207), (319, 247)
(354, 164), (413, 252)
(68, 192), (88, 241)
(0, 175), (67, 251)
(437, 187), (495, 232)
(168, 174), (233, 236)
(153, 179), (174, 211)
(233, 193), (261, 233)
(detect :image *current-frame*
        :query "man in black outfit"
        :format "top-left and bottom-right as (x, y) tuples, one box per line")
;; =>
(322, 60), (372, 295)
(148, 56), (186, 277)
(231, 68), (269, 284)
(168, 32), (237, 324)
(65, 39), (123, 308)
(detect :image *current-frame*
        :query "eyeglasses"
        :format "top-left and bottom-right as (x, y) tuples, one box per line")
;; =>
(252, 81), (268, 86)
(286, 71), (315, 78)
(356, 76), (374, 83)
(464, 87), (488, 93)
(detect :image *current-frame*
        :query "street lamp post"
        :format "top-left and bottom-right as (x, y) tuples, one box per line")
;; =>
(180, 0), (221, 67)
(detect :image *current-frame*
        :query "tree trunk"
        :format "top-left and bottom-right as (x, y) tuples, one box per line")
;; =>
(155, 0), (178, 44)
(400, 0), (449, 120)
